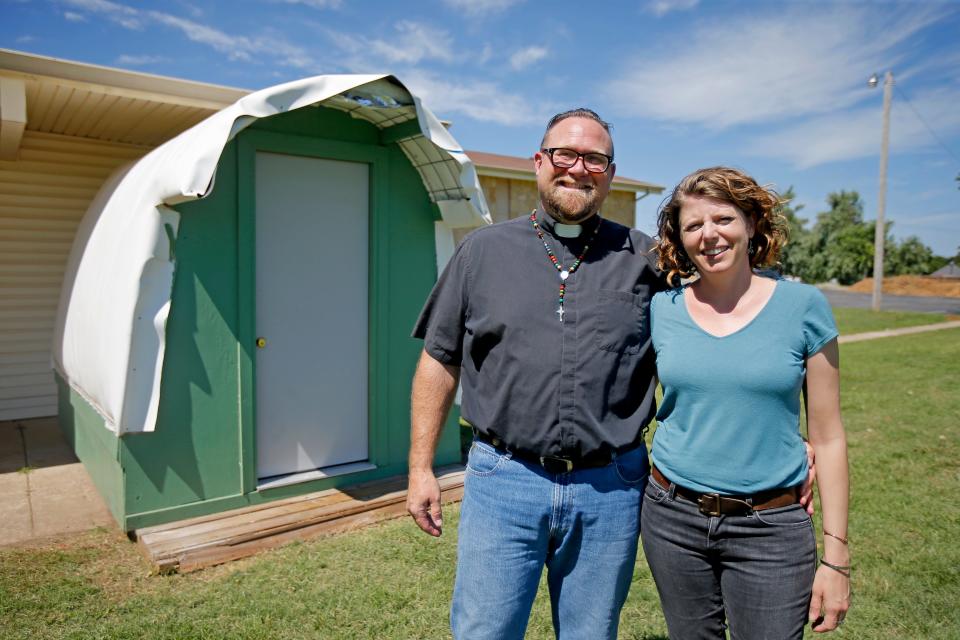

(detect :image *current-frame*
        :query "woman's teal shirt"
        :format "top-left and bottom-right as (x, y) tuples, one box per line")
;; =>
(650, 277), (838, 494)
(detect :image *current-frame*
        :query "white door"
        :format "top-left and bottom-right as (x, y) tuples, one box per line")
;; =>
(255, 151), (369, 479)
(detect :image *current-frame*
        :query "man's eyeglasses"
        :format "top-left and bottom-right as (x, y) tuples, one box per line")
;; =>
(541, 148), (613, 173)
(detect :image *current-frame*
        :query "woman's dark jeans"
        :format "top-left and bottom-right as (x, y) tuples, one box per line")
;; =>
(640, 475), (817, 639)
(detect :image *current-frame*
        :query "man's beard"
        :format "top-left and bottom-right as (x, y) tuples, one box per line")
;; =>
(541, 182), (602, 223)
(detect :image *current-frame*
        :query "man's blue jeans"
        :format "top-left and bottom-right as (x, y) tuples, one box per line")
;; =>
(640, 474), (817, 639)
(451, 439), (649, 640)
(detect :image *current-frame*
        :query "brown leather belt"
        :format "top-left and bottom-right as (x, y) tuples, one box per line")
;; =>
(651, 465), (799, 516)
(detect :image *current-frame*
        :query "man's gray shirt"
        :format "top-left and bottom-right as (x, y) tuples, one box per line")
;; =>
(413, 208), (666, 460)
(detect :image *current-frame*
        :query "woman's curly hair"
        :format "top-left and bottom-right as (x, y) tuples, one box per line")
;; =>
(655, 166), (789, 285)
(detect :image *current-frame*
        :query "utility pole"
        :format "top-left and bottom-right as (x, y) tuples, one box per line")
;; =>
(869, 71), (893, 312)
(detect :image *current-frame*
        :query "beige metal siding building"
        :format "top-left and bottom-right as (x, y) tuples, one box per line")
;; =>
(0, 49), (245, 420)
(467, 150), (663, 229)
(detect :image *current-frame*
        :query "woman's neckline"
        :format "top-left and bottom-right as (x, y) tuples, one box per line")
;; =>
(681, 276), (780, 339)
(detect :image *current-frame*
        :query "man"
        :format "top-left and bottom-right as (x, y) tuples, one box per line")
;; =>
(406, 108), (664, 639)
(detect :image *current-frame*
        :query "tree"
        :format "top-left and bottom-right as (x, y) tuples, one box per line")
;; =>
(776, 187), (811, 277)
(929, 254), (950, 273)
(799, 191), (878, 285)
(886, 236), (939, 275)
(778, 189), (946, 282)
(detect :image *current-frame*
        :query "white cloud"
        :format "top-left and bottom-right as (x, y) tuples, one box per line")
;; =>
(370, 21), (457, 64)
(172, 0), (205, 19)
(64, 11), (86, 22)
(478, 43), (494, 65)
(58, 1), (315, 68)
(272, 0), (342, 7)
(743, 109), (880, 169)
(15, 35), (36, 43)
(401, 70), (549, 126)
(604, 5), (945, 129)
(324, 21), (457, 68)
(252, 33), (316, 69)
(743, 86), (960, 168)
(509, 45), (548, 70)
(889, 211), (960, 251)
(895, 49), (960, 85)
(644, 0), (699, 17)
(63, 0), (143, 29)
(442, 0), (523, 17)
(147, 11), (255, 61)
(116, 54), (169, 66)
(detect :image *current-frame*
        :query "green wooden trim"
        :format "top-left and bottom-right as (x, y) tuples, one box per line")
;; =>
(241, 130), (388, 167)
(236, 136), (257, 494)
(368, 141), (389, 467)
(124, 463), (414, 530)
(236, 129), (389, 485)
(368, 146), (383, 466)
(126, 492), (250, 530)
(55, 374), (125, 525)
(378, 119), (422, 145)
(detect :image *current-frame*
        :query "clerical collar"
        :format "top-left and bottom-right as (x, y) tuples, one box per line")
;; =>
(535, 207), (601, 239)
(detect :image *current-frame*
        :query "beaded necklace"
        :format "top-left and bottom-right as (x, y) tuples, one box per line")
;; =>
(530, 211), (600, 322)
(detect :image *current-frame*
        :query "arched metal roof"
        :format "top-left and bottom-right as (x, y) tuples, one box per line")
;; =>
(53, 74), (490, 434)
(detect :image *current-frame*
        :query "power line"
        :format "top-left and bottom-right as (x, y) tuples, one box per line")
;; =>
(894, 85), (960, 166)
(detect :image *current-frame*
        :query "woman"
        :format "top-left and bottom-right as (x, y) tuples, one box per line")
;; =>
(642, 167), (851, 638)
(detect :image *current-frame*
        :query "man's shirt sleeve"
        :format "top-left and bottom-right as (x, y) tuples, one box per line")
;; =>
(411, 236), (472, 365)
(633, 230), (670, 293)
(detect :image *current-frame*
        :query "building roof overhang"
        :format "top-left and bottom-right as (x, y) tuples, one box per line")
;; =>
(0, 48), (247, 152)
(1, 49), (665, 195)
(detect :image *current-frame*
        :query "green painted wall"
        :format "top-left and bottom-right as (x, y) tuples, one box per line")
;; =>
(107, 106), (458, 529)
(119, 131), (243, 525)
(56, 374), (125, 524)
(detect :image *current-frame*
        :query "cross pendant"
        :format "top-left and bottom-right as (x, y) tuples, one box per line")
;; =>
(556, 305), (565, 322)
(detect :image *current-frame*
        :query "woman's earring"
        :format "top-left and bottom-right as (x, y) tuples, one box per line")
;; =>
(748, 238), (756, 256)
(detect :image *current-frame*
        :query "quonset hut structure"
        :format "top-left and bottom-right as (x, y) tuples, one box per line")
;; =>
(52, 74), (490, 530)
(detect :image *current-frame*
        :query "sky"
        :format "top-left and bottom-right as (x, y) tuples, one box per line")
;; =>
(3, 0), (960, 256)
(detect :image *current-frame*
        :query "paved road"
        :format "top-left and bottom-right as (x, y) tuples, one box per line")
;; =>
(820, 288), (960, 314)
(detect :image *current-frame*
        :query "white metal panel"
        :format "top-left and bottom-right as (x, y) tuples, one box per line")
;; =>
(255, 152), (369, 479)
(0, 130), (146, 420)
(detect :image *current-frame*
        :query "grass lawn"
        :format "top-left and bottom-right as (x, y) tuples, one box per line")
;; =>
(1, 328), (958, 639)
(832, 306), (948, 335)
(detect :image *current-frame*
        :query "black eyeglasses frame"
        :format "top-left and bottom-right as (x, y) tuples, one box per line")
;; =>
(540, 147), (614, 173)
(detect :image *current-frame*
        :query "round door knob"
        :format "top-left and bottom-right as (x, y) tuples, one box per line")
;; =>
(256, 337), (267, 348)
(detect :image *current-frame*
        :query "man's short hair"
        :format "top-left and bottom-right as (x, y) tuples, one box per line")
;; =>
(540, 108), (614, 156)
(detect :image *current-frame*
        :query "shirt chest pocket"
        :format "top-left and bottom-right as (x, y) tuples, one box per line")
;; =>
(596, 289), (648, 354)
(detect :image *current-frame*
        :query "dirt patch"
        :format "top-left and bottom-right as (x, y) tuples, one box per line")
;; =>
(849, 275), (960, 298)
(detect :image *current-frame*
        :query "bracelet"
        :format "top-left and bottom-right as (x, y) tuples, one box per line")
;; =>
(819, 558), (851, 578)
(824, 530), (849, 545)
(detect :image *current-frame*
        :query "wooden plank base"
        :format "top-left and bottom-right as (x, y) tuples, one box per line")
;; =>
(135, 466), (465, 574)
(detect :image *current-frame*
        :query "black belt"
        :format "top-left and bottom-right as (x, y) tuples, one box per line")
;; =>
(473, 431), (614, 474)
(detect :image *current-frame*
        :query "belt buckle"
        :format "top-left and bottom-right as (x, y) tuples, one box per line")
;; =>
(698, 493), (723, 517)
(540, 456), (574, 474)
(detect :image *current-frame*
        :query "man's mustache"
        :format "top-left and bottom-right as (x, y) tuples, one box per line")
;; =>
(553, 180), (595, 192)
